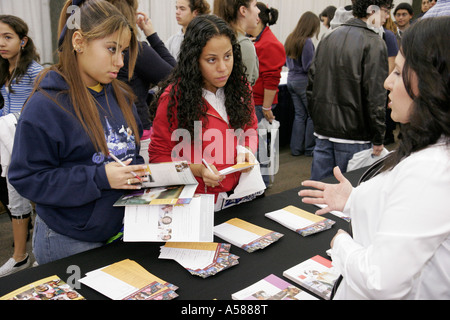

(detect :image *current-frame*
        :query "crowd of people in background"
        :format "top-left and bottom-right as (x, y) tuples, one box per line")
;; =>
(0, 0), (448, 300)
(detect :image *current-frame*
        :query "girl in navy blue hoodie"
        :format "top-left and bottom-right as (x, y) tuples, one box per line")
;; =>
(8, 0), (146, 265)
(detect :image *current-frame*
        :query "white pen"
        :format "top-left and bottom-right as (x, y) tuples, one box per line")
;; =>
(109, 152), (143, 183)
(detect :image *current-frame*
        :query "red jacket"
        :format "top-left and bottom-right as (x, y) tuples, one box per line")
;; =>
(252, 27), (286, 106)
(149, 85), (258, 199)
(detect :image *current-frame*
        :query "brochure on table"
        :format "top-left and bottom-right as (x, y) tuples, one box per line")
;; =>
(0, 275), (85, 300)
(283, 255), (340, 300)
(265, 205), (335, 236)
(114, 161), (198, 206)
(123, 194), (214, 242)
(159, 242), (239, 278)
(314, 204), (351, 222)
(79, 259), (178, 300)
(232, 274), (318, 300)
(214, 218), (283, 253)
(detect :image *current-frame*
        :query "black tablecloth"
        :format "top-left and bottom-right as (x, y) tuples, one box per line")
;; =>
(0, 168), (366, 302)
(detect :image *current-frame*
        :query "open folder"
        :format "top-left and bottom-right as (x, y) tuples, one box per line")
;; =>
(123, 194), (214, 242)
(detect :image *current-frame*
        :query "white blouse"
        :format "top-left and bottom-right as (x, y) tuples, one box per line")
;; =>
(202, 88), (228, 124)
(331, 140), (450, 299)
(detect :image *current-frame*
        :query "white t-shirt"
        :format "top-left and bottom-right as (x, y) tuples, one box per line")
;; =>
(165, 29), (184, 60)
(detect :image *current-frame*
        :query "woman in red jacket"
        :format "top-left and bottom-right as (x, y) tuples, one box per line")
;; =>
(248, 3), (286, 187)
(149, 15), (258, 201)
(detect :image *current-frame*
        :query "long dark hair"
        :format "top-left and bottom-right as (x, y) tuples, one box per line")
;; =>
(150, 14), (254, 135)
(383, 17), (450, 171)
(256, 2), (278, 26)
(285, 11), (320, 60)
(0, 15), (40, 92)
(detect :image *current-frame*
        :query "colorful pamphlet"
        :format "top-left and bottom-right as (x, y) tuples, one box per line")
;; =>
(114, 161), (198, 206)
(283, 255), (340, 300)
(79, 259), (178, 300)
(214, 218), (284, 253)
(232, 274), (318, 300)
(159, 242), (239, 278)
(218, 162), (257, 175)
(0, 275), (85, 300)
(265, 205), (335, 236)
(123, 194), (214, 242)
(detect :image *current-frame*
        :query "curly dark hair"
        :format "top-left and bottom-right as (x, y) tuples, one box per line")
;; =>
(352, 0), (394, 18)
(150, 14), (254, 135)
(383, 17), (450, 171)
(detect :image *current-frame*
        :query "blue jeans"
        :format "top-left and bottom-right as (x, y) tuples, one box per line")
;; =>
(287, 79), (315, 156)
(311, 138), (372, 181)
(33, 215), (104, 265)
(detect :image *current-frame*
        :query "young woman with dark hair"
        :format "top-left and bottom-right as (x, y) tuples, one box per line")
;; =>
(8, 0), (146, 265)
(213, 0), (260, 86)
(300, 17), (450, 300)
(0, 14), (43, 277)
(149, 14), (258, 203)
(285, 11), (320, 157)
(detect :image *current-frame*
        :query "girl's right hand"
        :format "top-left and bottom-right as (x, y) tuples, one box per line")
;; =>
(189, 163), (224, 188)
(105, 159), (147, 190)
(200, 164), (224, 188)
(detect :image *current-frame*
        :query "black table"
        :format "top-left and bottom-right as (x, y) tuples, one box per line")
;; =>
(0, 168), (366, 304)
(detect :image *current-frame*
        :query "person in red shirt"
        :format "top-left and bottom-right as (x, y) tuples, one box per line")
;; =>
(248, 2), (285, 187)
(149, 15), (258, 202)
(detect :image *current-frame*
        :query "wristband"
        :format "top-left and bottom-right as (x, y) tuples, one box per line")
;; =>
(262, 106), (272, 111)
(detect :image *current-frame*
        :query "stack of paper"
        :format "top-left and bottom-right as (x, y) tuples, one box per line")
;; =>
(232, 274), (318, 300)
(283, 255), (340, 300)
(159, 242), (240, 278)
(214, 218), (283, 253)
(79, 259), (178, 300)
(265, 206), (335, 236)
(122, 194), (214, 242)
(314, 204), (351, 222)
(0, 275), (85, 300)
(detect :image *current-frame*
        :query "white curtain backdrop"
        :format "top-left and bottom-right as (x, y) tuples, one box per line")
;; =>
(1, 0), (413, 64)
(142, 0), (354, 45)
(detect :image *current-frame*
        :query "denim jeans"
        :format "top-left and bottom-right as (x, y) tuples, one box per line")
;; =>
(33, 214), (104, 265)
(287, 79), (315, 156)
(311, 138), (372, 181)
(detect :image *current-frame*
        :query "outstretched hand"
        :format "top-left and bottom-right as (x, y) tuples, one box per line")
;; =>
(298, 167), (353, 215)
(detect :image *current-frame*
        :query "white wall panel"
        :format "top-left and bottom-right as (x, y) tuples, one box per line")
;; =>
(0, 0), (53, 64)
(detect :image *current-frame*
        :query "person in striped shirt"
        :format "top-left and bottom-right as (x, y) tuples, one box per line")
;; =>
(0, 15), (42, 277)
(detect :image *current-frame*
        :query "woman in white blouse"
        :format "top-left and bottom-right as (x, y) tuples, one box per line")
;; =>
(299, 17), (450, 300)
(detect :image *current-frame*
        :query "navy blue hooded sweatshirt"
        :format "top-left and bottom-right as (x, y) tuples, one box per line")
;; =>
(8, 71), (143, 242)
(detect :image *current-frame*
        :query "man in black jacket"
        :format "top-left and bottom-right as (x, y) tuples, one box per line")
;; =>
(307, 0), (392, 181)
